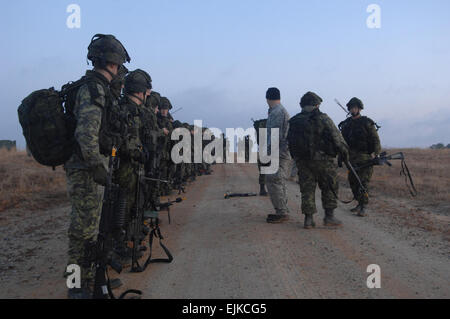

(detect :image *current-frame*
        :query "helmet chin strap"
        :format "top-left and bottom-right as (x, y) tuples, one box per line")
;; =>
(130, 93), (146, 105)
(104, 67), (119, 82)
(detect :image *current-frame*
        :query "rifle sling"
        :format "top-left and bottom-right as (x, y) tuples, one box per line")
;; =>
(400, 159), (418, 197)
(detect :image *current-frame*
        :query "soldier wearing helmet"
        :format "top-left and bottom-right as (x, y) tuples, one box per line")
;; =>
(157, 97), (175, 195)
(64, 34), (130, 299)
(338, 97), (381, 216)
(111, 69), (157, 262)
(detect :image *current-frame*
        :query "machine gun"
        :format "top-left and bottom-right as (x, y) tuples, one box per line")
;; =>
(129, 165), (184, 273)
(92, 147), (141, 299)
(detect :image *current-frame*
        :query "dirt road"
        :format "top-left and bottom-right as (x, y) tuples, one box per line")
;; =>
(1, 163), (449, 298)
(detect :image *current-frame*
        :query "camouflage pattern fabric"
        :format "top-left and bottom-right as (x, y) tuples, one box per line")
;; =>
(290, 105), (349, 216)
(64, 71), (113, 283)
(66, 168), (104, 281)
(266, 156), (291, 215)
(339, 116), (381, 206)
(296, 159), (338, 215)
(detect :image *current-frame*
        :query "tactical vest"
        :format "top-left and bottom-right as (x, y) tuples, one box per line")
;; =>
(288, 109), (337, 160)
(338, 116), (376, 154)
(82, 72), (124, 157)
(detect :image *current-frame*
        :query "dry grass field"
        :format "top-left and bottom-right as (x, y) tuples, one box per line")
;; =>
(0, 148), (449, 213)
(0, 149), (68, 212)
(337, 148), (450, 206)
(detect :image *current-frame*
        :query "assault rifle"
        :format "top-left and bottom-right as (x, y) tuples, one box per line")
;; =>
(224, 192), (258, 199)
(354, 152), (403, 170)
(92, 147), (141, 299)
(355, 152), (417, 197)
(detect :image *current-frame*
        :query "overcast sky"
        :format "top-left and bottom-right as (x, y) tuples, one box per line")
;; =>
(2, 0), (450, 148)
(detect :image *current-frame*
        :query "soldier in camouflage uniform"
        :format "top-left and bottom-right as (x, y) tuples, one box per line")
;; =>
(288, 92), (349, 229)
(144, 91), (168, 206)
(64, 34), (130, 298)
(157, 97), (175, 195)
(114, 70), (152, 257)
(339, 98), (381, 217)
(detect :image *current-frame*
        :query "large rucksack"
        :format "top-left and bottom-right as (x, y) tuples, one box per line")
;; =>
(18, 78), (86, 168)
(287, 110), (322, 160)
(288, 110), (338, 160)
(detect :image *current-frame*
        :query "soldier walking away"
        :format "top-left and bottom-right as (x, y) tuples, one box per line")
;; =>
(287, 92), (349, 229)
(264, 88), (292, 224)
(338, 98), (381, 217)
(64, 34), (130, 299)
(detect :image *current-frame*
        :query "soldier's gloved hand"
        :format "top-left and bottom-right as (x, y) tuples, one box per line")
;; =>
(92, 164), (108, 186)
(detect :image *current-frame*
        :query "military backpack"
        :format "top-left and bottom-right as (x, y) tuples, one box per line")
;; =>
(288, 109), (337, 160)
(18, 78), (87, 168)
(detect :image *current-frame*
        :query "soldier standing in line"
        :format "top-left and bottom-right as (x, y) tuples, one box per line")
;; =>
(64, 34), (130, 299)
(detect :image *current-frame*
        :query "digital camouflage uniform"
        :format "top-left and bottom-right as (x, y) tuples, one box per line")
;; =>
(64, 71), (118, 283)
(339, 98), (381, 209)
(157, 98), (174, 195)
(143, 92), (165, 206)
(288, 92), (349, 227)
(115, 96), (145, 232)
(266, 103), (291, 216)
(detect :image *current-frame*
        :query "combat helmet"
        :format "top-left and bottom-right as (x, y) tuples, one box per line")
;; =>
(346, 97), (364, 110)
(160, 97), (173, 110)
(124, 69), (152, 94)
(300, 91), (323, 108)
(146, 91), (161, 109)
(87, 34), (131, 66)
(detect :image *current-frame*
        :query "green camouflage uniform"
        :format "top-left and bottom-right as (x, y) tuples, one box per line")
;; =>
(290, 106), (349, 216)
(339, 116), (381, 206)
(115, 96), (146, 233)
(64, 71), (118, 282)
(157, 113), (174, 195)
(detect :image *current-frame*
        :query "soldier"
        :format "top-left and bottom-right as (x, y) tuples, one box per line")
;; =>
(64, 34), (130, 298)
(253, 119), (269, 196)
(114, 69), (152, 261)
(264, 88), (292, 224)
(157, 97), (175, 195)
(144, 91), (168, 208)
(338, 98), (381, 217)
(110, 65), (129, 99)
(288, 92), (349, 229)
